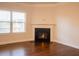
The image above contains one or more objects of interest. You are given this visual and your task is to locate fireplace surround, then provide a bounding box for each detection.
[32,24,54,44]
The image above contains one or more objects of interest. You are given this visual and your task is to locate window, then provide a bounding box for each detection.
[0,10,10,33]
[0,10,26,33]
[12,12,25,32]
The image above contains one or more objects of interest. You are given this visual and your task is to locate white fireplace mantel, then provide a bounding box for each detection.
[32,24,55,42]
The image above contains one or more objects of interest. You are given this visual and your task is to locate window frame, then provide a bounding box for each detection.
[0,10,26,34]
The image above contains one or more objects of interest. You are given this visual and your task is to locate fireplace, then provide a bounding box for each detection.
[35,28,50,44]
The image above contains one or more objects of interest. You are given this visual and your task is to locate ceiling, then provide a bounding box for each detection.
[19,2,59,4]
[17,2,60,7]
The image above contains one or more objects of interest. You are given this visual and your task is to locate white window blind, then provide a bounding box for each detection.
[12,12,25,32]
[0,10,10,33]
[0,10,26,33]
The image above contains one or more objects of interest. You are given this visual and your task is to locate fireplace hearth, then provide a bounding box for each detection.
[35,28,50,44]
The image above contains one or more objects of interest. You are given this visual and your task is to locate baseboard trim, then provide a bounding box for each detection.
[0,39,33,45]
[53,40,79,49]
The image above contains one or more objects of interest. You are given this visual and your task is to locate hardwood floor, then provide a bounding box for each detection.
[0,41,79,56]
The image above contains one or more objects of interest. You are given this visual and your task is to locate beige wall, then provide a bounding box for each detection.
[0,3,33,45]
[31,5,56,24]
[56,3,79,49]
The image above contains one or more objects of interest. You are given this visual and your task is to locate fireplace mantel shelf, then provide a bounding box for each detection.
[31,24,56,26]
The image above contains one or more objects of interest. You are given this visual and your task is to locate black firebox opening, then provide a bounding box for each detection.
[35,28,50,44]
